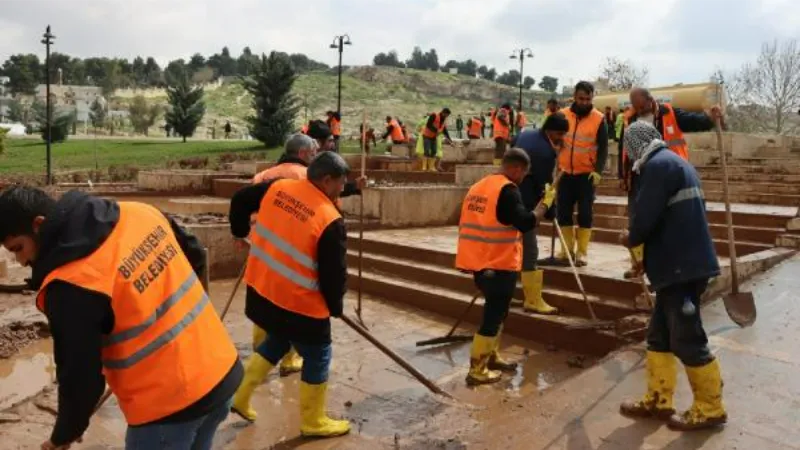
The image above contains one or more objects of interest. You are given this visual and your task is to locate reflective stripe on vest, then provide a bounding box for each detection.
[455,174,522,272]
[422,113,445,139]
[35,202,237,426]
[245,179,341,319]
[389,119,405,142]
[667,186,704,207]
[661,104,689,160]
[558,107,604,175]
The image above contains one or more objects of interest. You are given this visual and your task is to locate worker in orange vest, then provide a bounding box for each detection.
[421,108,453,172]
[455,149,556,385]
[228,152,352,438]
[467,116,483,140]
[492,104,512,165]
[325,111,342,152]
[556,81,609,266]
[618,87,722,279]
[381,116,407,144]
[0,187,242,450]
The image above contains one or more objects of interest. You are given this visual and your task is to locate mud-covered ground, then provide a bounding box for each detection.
[0,276,591,449]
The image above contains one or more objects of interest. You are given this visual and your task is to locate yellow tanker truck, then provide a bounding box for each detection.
[592,82,726,113]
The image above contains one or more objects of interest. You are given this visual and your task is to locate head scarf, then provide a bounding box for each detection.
[624,121,666,173]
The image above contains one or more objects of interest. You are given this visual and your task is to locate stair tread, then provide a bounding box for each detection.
[347,249,638,310]
[348,267,627,327]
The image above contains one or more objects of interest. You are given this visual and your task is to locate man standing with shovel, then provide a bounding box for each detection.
[619,121,727,431]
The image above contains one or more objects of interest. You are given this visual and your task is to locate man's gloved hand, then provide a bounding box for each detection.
[589,172,602,186]
[542,183,556,208]
[631,244,644,262]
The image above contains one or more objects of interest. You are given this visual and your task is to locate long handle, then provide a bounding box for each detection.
[444,292,480,338]
[356,111,367,325]
[628,247,654,309]
[715,119,740,294]
[341,314,452,399]
[552,220,598,320]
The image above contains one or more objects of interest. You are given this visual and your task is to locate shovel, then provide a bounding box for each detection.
[715,118,756,327]
[416,292,479,347]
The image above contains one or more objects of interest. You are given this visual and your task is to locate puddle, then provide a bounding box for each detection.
[0,339,55,410]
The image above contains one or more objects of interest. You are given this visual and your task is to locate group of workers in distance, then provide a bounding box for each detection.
[459,79,728,431]
[0,80,728,449]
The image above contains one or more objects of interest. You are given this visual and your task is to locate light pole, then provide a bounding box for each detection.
[509,48,533,112]
[41,25,55,185]
[329,34,351,116]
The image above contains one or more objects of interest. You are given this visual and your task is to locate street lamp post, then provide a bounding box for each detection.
[41,25,55,185]
[329,34,352,116]
[509,48,533,112]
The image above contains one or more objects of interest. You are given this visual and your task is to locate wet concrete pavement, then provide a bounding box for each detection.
[460,253,800,450]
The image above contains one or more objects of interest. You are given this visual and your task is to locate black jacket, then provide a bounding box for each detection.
[270,155,362,197]
[229,180,348,344]
[617,104,715,179]
[496,183,539,234]
[512,129,557,209]
[30,192,242,446]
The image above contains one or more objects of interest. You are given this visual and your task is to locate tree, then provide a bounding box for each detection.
[405,47,426,70]
[191,66,216,84]
[733,39,800,134]
[423,49,440,71]
[188,53,207,74]
[538,75,559,93]
[164,59,188,86]
[496,70,521,87]
[37,106,74,143]
[89,97,107,129]
[457,59,478,77]
[7,99,25,123]
[373,51,405,68]
[0,127,8,155]
[599,57,649,91]
[523,76,536,90]
[144,57,163,86]
[128,95,161,135]
[165,76,206,143]
[243,51,299,147]
[207,47,237,77]
[1,54,41,95]
[237,47,260,76]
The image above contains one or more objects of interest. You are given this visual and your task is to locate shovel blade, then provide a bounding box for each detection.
[415,334,473,347]
[723,292,756,328]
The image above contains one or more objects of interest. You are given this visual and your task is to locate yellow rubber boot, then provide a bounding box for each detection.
[624,244,644,279]
[428,158,438,172]
[493,158,502,166]
[488,326,518,372]
[419,158,428,171]
[252,325,267,351]
[231,353,274,422]
[279,348,303,377]
[668,359,727,431]
[620,351,677,420]
[576,228,592,267]
[522,270,558,315]
[466,333,502,386]
[557,225,575,260]
[299,382,351,438]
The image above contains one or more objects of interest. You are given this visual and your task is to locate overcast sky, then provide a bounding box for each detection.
[1,0,798,88]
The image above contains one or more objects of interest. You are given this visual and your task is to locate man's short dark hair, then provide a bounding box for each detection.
[502,148,531,168]
[307,120,331,141]
[0,186,56,240]
[307,152,350,182]
[441,108,451,115]
[542,112,569,133]
[547,98,558,105]
[574,81,595,95]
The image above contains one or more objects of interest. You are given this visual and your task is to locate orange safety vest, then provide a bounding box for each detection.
[245,179,341,319]
[253,162,307,184]
[422,113,446,139]
[35,202,237,426]
[328,117,341,137]
[455,174,522,272]
[492,109,510,140]
[301,124,309,135]
[467,118,482,138]
[558,107,604,175]
[516,111,528,128]
[622,103,689,170]
[388,119,406,142]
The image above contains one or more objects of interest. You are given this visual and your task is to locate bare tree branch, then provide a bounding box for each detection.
[598,57,649,92]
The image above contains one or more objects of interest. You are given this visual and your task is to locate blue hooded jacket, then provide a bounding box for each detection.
[628,145,720,290]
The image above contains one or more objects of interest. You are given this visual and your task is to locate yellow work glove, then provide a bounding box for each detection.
[588,171,602,186]
[542,183,556,208]
[631,244,644,263]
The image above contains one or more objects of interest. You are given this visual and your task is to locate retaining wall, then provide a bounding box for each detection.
[184,223,246,279]
[137,170,247,194]
[340,186,467,227]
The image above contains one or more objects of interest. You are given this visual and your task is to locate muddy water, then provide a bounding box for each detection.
[0,339,54,410]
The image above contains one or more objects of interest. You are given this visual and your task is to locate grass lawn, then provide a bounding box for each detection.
[0,138,363,175]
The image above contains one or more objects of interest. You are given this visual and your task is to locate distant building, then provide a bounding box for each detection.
[35,84,103,122]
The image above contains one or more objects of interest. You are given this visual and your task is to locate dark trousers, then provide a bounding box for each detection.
[257,334,332,384]
[423,137,438,157]
[521,230,538,271]
[647,279,714,367]
[556,173,595,228]
[473,270,516,336]
[494,138,507,160]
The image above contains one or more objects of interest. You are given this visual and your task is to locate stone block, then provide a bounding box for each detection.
[212,179,250,199]
[442,145,469,162]
[137,170,243,194]
[455,165,496,186]
[184,224,247,280]
[467,148,494,163]
[166,198,230,215]
[340,186,468,227]
[389,143,414,158]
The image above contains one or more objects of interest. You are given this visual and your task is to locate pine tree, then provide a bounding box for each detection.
[243,51,299,147]
[165,76,206,143]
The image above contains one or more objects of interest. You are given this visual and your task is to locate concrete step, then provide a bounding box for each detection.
[698,172,800,184]
[601,178,800,196]
[346,268,633,356]
[536,223,772,258]
[350,170,456,184]
[354,235,644,300]
[596,185,800,207]
[696,164,800,176]
[346,250,639,321]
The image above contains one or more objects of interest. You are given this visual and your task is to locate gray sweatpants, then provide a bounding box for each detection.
[522,229,538,271]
